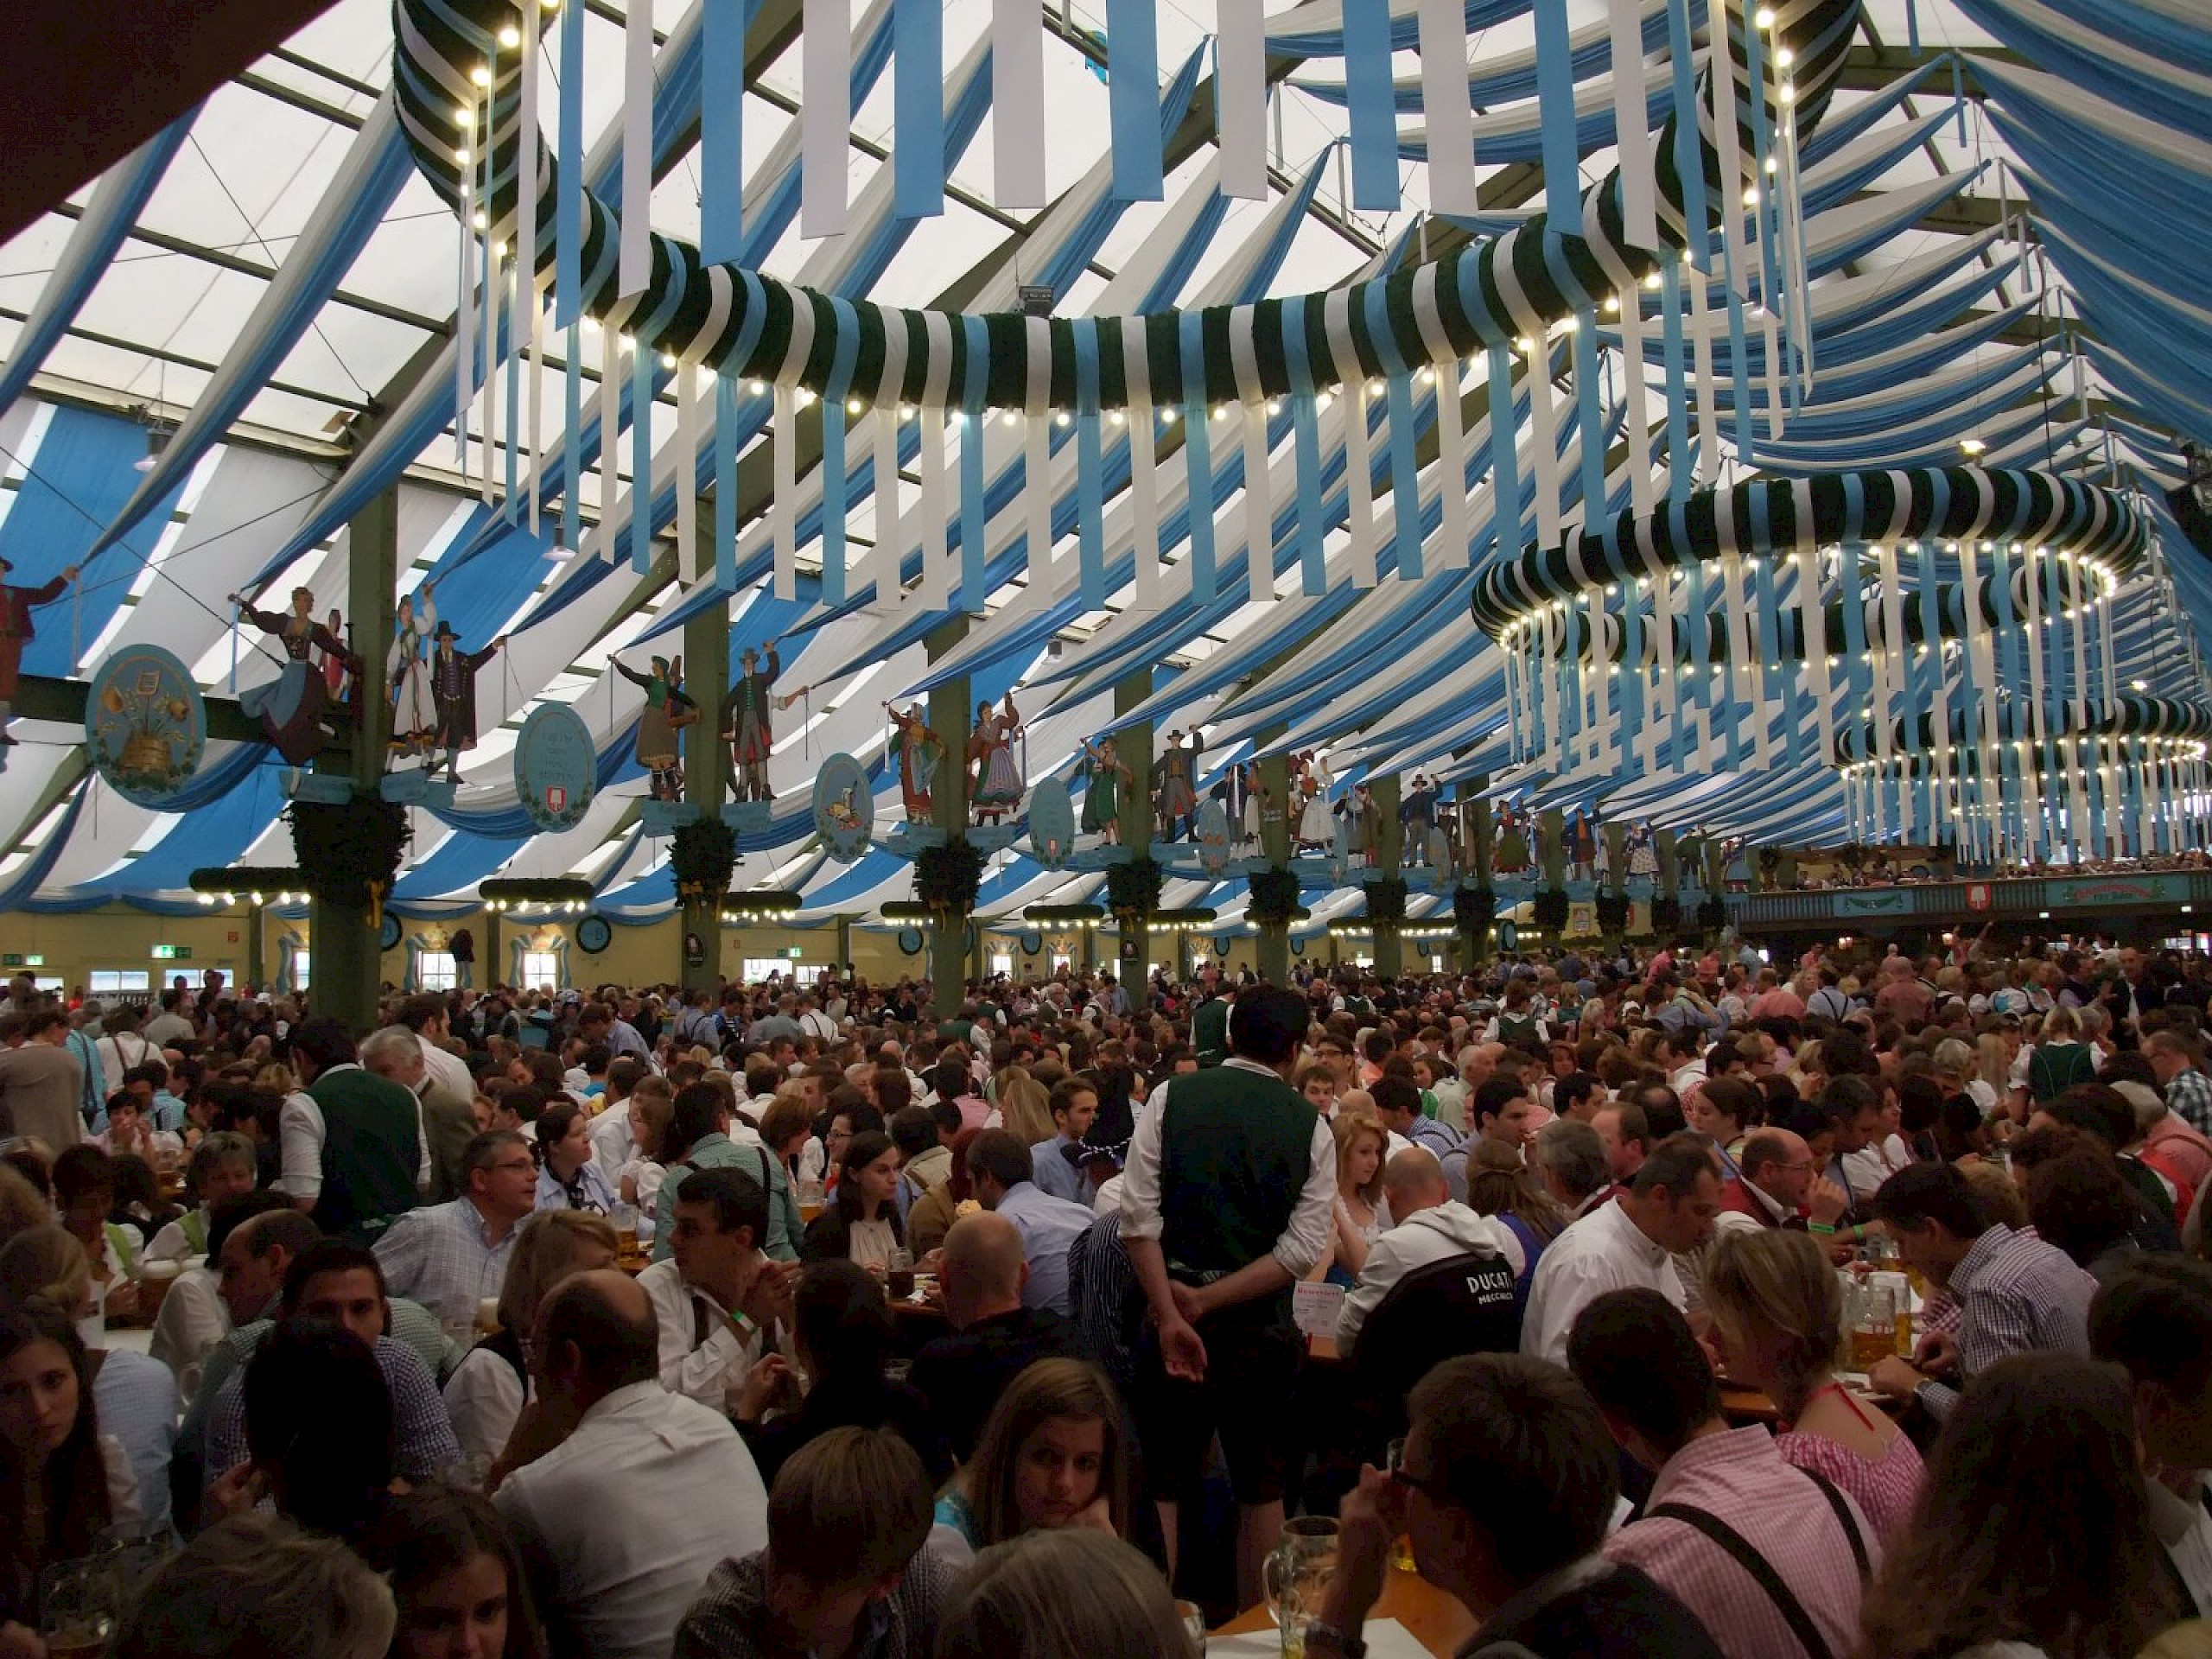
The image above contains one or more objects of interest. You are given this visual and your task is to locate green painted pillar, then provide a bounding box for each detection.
[1539,808,1567,888]
[1372,773,1403,977]
[926,616,971,1015]
[245,899,265,992]
[680,603,733,994]
[1602,822,1628,893]
[484,907,502,988]
[1459,779,1494,972]
[1114,670,1153,983]
[1655,830,1681,897]
[836,914,853,973]
[1255,748,1292,983]
[308,486,396,1032]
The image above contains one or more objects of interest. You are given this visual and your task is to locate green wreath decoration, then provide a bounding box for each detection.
[1452,885,1498,936]
[1104,856,1165,921]
[1697,897,1731,934]
[1650,896,1684,936]
[286,798,408,915]
[670,819,737,906]
[916,838,984,915]
[1531,888,1572,932]
[1247,867,1304,925]
[1361,876,1410,925]
[1594,891,1632,934]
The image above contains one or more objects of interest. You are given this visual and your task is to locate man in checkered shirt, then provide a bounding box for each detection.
[1570,1287,1878,1659]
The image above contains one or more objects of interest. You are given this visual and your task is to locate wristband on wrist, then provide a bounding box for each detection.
[1807,1222,1836,1235]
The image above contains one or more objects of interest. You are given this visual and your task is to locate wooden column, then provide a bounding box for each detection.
[925,616,971,1016]
[308,486,395,1032]
[1372,773,1403,977]
[1114,669,1153,981]
[679,603,733,993]
[1255,748,1293,983]
[245,899,265,992]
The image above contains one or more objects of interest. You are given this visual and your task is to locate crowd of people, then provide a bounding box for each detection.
[1,929,2211,1657]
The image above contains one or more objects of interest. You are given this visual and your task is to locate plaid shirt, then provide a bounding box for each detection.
[372,1198,518,1332]
[204,1333,459,1487]
[1916,1223,2096,1422]
[2167,1067,2212,1139]
[1603,1426,1879,1659]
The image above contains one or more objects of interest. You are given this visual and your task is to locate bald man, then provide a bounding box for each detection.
[909,1211,1096,1459]
[1336,1147,1524,1355]
[493,1270,769,1659]
[1713,1129,1847,1238]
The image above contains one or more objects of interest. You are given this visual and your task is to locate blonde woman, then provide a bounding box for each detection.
[1702,1228,1923,1540]
[931,1358,1129,1560]
[1313,1116,1390,1286]
[935,1529,1197,1659]
[994,1069,1056,1147]
[445,1210,618,1465]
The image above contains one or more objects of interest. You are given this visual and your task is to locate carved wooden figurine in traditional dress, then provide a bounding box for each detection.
[1152,729,1199,841]
[427,621,506,781]
[1077,736,1131,845]
[721,643,783,804]
[615,655,700,801]
[969,696,1025,825]
[227,584,347,765]
[885,702,944,822]
[388,584,438,758]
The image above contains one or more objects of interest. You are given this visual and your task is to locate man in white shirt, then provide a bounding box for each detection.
[638,1165,793,1406]
[1337,1147,1523,1354]
[1521,1135,1721,1365]
[397,993,477,1103]
[493,1271,769,1659]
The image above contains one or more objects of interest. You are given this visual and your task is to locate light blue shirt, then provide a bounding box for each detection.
[1028,1135,1089,1205]
[991,1180,1098,1318]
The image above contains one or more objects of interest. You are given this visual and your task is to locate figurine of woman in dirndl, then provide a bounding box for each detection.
[388,584,438,757]
[613,654,700,800]
[229,585,349,766]
[1077,736,1130,845]
[969,696,1025,824]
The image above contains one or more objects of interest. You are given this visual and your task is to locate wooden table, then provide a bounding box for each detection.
[1215,1567,1473,1656]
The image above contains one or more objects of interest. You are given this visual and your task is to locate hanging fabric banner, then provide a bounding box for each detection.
[1074,324,1107,609]
[676,360,701,581]
[1571,316,1603,537]
[713,366,739,589]
[1609,0,1658,249]
[1343,0,1400,213]
[1527,341,1563,550]
[503,256,523,511]
[1386,377,1422,581]
[1217,0,1268,201]
[456,91,478,464]
[1343,384,1379,588]
[893,0,944,219]
[1794,543,1832,760]
[1687,261,1718,487]
[1243,403,1274,604]
[518,0,544,532]
[917,406,950,613]
[1433,362,1471,568]
[630,340,654,572]
[1024,413,1055,611]
[1178,314,1217,603]
[1121,322,1163,611]
[873,404,902,611]
[702,0,749,262]
[481,243,499,503]
[1106,0,1164,202]
[1720,549,1752,770]
[1486,344,1521,565]
[993,0,1046,210]
[1291,394,1326,595]
[1420,0,1477,215]
[556,0,586,326]
[1664,0,1707,273]
[1684,553,1713,766]
[959,316,988,611]
[620,0,654,298]
[1534,0,1582,229]
[1620,294,1655,518]
[802,0,851,238]
[772,383,798,598]
[562,321,582,551]
[1656,566,1682,769]
[598,329,622,562]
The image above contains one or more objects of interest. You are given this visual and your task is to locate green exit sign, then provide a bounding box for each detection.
[785,946,804,959]
[1,954,41,968]
[149,945,193,961]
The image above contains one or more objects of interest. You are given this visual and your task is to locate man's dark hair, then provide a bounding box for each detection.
[1371,1074,1421,1121]
[671,1082,728,1152]
[1636,1086,1687,1141]
[1815,1073,1882,1128]
[1471,1076,1526,1130]
[2090,1256,2212,1402]
[206,1191,295,1261]
[1630,1133,1717,1201]
[280,1239,387,1315]
[1872,1160,1987,1240]
[1408,1354,1619,1584]
[926,1099,963,1140]
[238,1208,321,1268]
[461,1129,528,1184]
[1047,1076,1096,1126]
[767,1427,932,1588]
[537,1274,658,1395]
[966,1128,1034,1192]
[1554,1072,1602,1115]
[933,1058,971,1100]
[1821,1027,1876,1077]
[1227,986,1308,1065]
[830,1100,886,1137]
[888,1106,938,1160]
[1738,1130,1795,1186]
[675,1165,770,1244]
[397,994,448,1035]
[1565,1286,1719,1458]
[288,1018,358,1076]
[2024,1148,2139,1271]
[2046,1084,2134,1152]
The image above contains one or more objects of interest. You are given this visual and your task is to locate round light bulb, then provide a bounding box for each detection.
[498,24,522,48]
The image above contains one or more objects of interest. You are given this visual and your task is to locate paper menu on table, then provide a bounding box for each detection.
[1292,1280,1345,1339]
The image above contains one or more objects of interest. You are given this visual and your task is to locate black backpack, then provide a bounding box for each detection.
[1352,1248,1522,1442]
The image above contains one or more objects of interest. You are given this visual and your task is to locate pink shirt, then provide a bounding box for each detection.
[1772,1424,1925,1544]
[1603,1426,1878,1659]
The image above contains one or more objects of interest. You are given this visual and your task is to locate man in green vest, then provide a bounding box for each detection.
[1190,965,1231,1066]
[279,1017,422,1245]
[1119,983,1337,1608]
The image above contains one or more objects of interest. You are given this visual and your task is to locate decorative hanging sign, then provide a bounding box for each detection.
[896,925,925,956]
[810,753,874,861]
[85,644,206,807]
[575,912,614,954]
[379,911,404,951]
[513,703,598,833]
[1027,777,1076,871]
[1195,800,1234,876]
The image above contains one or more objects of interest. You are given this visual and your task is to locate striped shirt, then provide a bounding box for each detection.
[1916,1223,2096,1422]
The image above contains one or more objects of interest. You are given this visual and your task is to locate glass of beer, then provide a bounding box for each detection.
[41,1557,116,1659]
[612,1202,640,1260]
[887,1248,916,1301]
[1850,1280,1898,1373]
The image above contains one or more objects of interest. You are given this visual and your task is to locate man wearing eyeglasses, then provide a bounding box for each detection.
[373,1128,537,1332]
[1714,1129,1847,1237]
[1301,1353,1722,1659]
